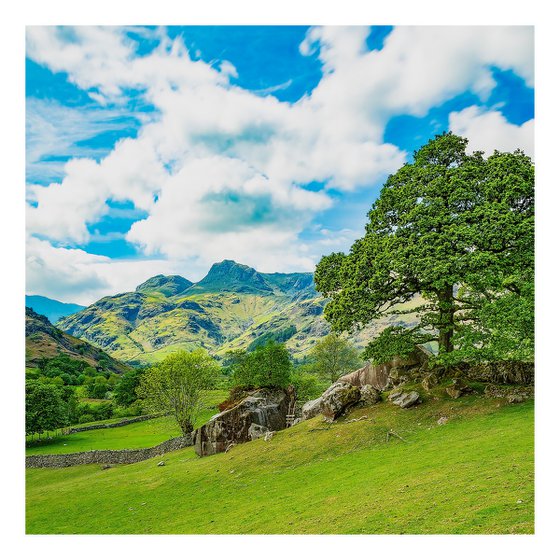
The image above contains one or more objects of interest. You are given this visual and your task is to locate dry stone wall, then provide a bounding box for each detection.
[63,413,166,434]
[26,434,192,468]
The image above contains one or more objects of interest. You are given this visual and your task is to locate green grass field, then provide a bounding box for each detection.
[26,393,533,534]
[26,390,228,456]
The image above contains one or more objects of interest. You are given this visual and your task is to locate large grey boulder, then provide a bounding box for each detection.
[338,346,432,390]
[388,390,421,409]
[359,384,381,406]
[320,382,361,420]
[302,397,324,420]
[194,388,290,456]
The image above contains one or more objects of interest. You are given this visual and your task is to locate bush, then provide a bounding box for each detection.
[78,413,95,424]
[291,371,324,402]
[113,402,143,418]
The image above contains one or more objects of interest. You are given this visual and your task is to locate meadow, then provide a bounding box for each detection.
[26,390,228,455]
[26,392,533,534]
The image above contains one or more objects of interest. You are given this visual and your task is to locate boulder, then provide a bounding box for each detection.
[359,384,381,406]
[302,397,324,420]
[446,378,471,399]
[421,372,439,392]
[320,382,361,420]
[248,423,269,441]
[388,390,421,409]
[337,346,432,391]
[194,388,290,456]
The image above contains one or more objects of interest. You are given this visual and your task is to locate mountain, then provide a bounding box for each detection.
[187,260,273,295]
[25,295,85,324]
[25,307,130,374]
[56,260,421,365]
[136,274,193,297]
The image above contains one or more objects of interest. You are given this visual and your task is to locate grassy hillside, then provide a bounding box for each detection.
[26,393,533,534]
[26,390,227,455]
[56,260,423,364]
[25,307,130,375]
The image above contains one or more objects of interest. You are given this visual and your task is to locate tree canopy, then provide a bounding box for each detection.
[315,133,534,365]
[26,380,68,437]
[230,341,292,389]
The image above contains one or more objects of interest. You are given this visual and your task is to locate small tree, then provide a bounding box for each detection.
[308,333,362,383]
[231,342,292,389]
[137,349,219,435]
[26,381,68,438]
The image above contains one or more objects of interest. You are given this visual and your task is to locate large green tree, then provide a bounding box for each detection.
[137,349,219,435]
[315,133,534,364]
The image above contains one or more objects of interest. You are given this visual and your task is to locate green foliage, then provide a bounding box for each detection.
[247,325,297,352]
[137,349,220,435]
[230,342,292,389]
[26,381,68,436]
[290,368,324,402]
[114,368,143,406]
[315,133,534,365]
[363,326,422,364]
[308,333,362,383]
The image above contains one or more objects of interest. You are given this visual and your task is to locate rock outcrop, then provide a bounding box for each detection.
[359,384,382,406]
[459,361,534,385]
[302,397,323,421]
[320,382,361,420]
[388,390,421,409]
[194,388,290,457]
[446,378,472,399]
[339,346,431,390]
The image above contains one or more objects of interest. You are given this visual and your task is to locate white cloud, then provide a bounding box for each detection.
[26,98,140,184]
[449,106,534,157]
[26,236,176,305]
[25,26,535,302]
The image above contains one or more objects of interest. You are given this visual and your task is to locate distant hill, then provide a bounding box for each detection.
[25,307,130,374]
[56,260,421,365]
[25,295,85,324]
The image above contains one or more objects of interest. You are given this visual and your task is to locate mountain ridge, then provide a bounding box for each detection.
[25,295,85,324]
[55,259,421,365]
[25,306,130,374]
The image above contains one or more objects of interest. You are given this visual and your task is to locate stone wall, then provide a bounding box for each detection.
[26,434,192,468]
[63,413,166,434]
[460,361,534,385]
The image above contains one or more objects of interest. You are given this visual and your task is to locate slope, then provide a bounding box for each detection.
[56,260,422,364]
[25,307,130,375]
[25,295,85,324]
[26,394,534,534]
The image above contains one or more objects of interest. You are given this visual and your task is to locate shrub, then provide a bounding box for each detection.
[78,414,95,424]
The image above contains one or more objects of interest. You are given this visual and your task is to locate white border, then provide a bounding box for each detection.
[2,1,558,558]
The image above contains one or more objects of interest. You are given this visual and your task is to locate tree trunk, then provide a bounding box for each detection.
[180,420,193,437]
[437,285,455,354]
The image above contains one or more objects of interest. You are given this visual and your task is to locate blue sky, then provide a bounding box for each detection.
[25,26,534,304]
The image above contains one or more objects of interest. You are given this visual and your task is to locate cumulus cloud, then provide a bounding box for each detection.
[25,26,535,302]
[449,106,534,158]
[26,236,175,305]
